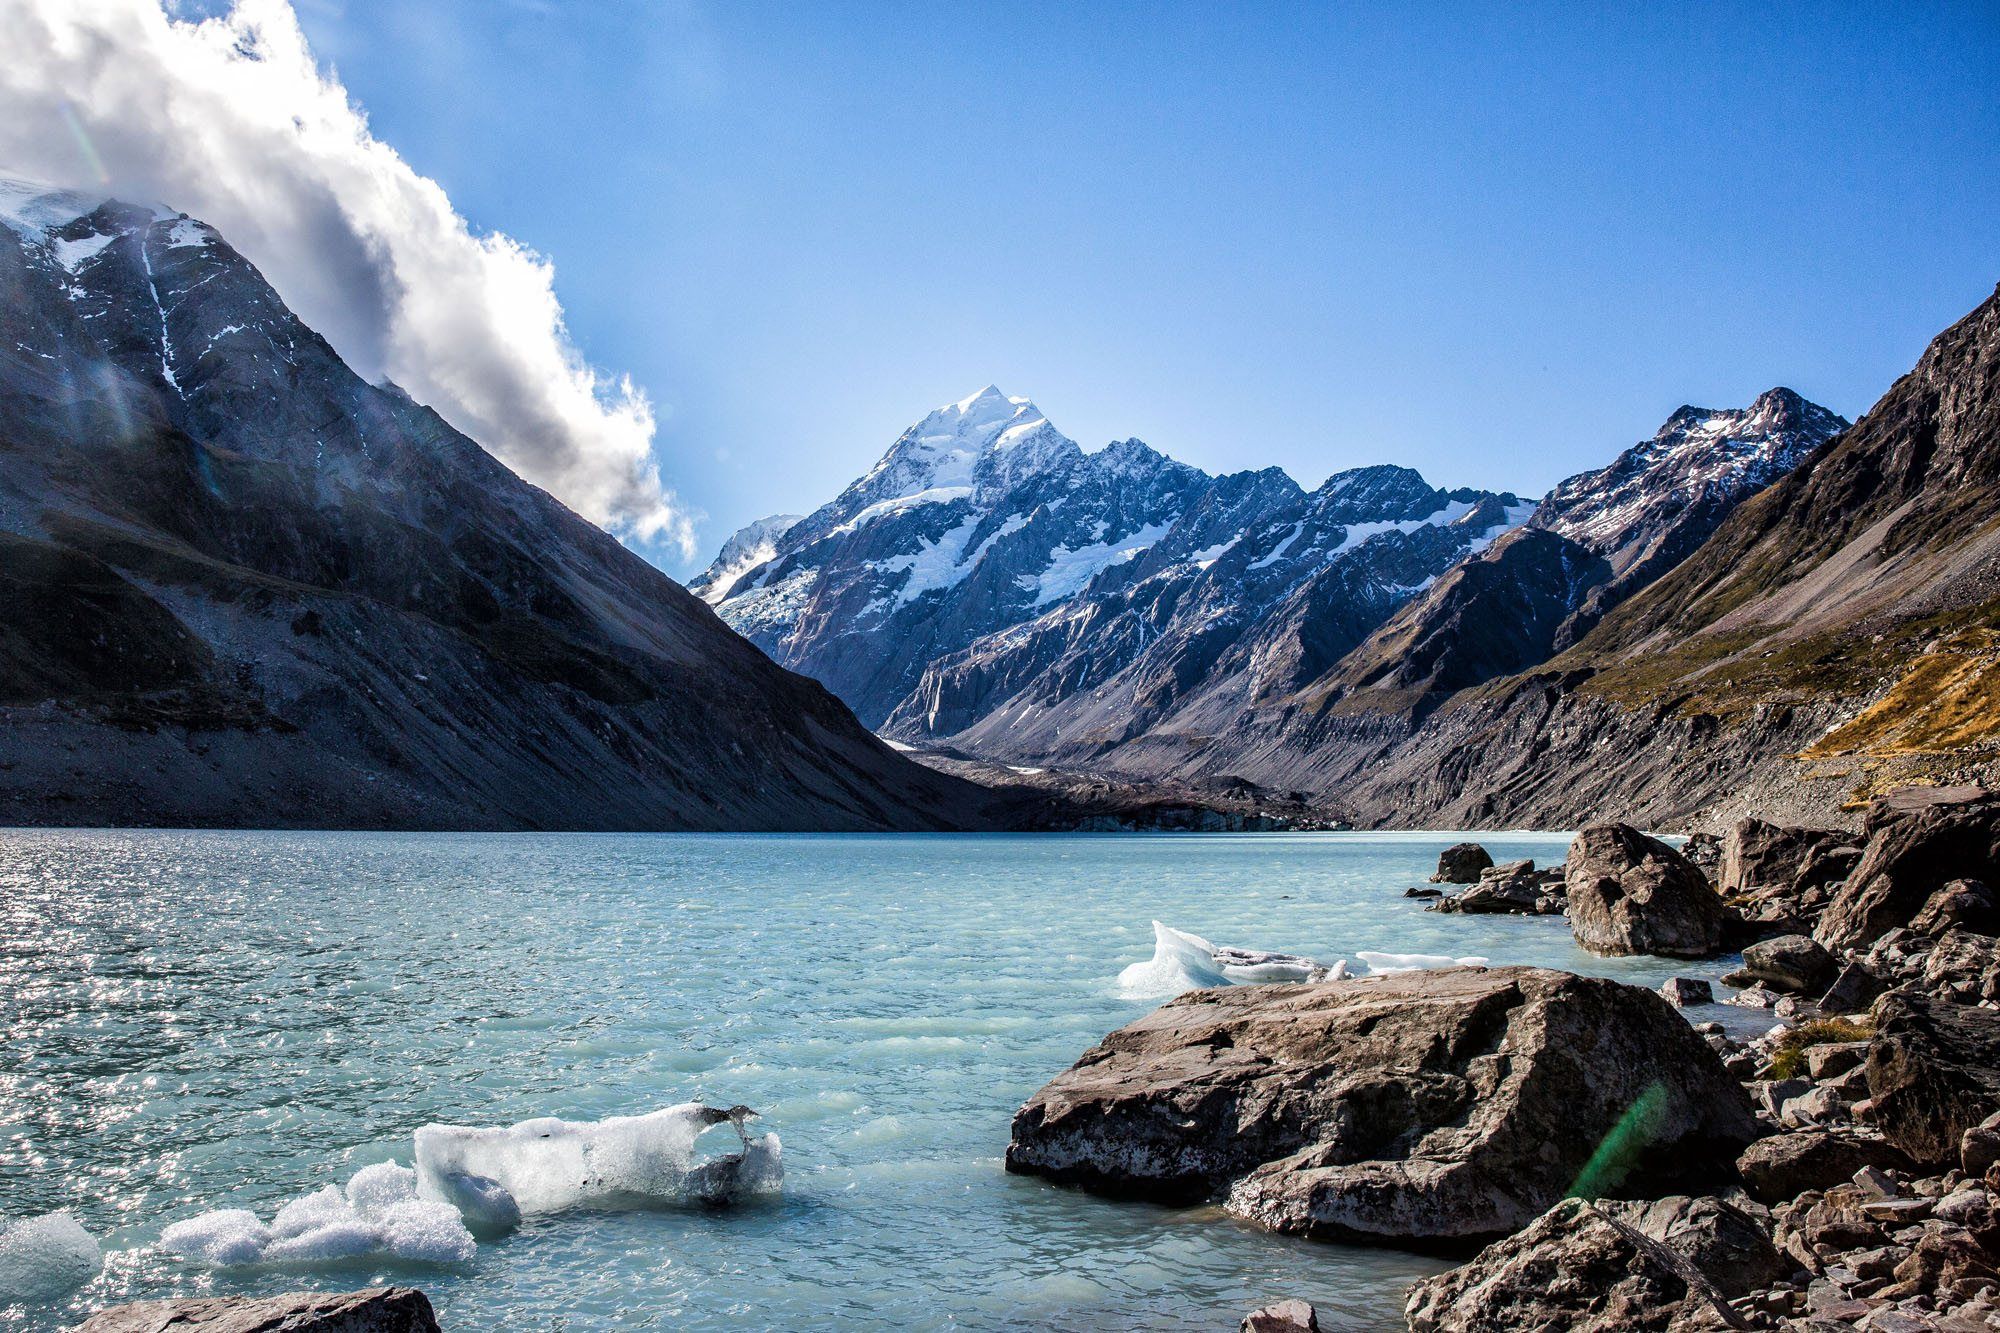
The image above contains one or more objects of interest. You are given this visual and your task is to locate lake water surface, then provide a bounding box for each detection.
[1,830,1748,1331]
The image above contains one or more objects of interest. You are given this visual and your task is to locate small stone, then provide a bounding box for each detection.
[1853,1166,1901,1198]
[1860,1198,1931,1223]
[1808,1041,1870,1080]
[1661,977,1714,1007]
[1240,1299,1318,1333]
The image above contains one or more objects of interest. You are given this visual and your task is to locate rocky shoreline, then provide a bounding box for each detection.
[1009,784,2000,1330]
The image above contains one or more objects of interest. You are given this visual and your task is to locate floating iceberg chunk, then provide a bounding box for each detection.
[425,1169,523,1237]
[160,1161,475,1269]
[414,1103,781,1215]
[0,1210,102,1302]
[1118,921,1343,999]
[1355,950,1489,974]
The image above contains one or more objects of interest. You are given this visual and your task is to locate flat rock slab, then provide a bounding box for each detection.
[74,1287,440,1333]
[1006,966,1757,1243]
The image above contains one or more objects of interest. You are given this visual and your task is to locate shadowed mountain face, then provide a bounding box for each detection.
[0,181,982,830]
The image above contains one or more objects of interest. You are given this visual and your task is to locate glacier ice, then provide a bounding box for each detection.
[160,1160,476,1269]
[414,1103,781,1216]
[1355,950,1489,974]
[1118,921,1344,999]
[0,1210,102,1303]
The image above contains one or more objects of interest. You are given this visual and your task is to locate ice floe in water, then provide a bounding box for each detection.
[1118,921,1345,998]
[160,1161,476,1269]
[158,1104,780,1271]
[0,1211,102,1302]
[1354,950,1489,974]
[414,1103,781,1216]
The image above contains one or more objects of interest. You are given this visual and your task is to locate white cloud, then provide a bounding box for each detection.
[0,0,697,553]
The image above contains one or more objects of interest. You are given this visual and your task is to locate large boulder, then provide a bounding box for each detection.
[1006,967,1758,1243]
[1565,825,1730,958]
[1864,990,2000,1168]
[1719,817,1855,895]
[1816,786,2000,951]
[1403,1197,1744,1332]
[1430,843,1494,884]
[75,1287,440,1332]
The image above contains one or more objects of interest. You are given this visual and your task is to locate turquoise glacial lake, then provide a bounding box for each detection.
[0,830,1748,1330]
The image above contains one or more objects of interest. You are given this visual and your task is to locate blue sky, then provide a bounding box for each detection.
[285,1,1998,577]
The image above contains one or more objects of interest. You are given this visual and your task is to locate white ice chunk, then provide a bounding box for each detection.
[0,1211,102,1303]
[414,1103,781,1215]
[424,1170,522,1236]
[1118,921,1341,999]
[159,1160,475,1269]
[1355,950,1489,974]
[158,1208,271,1267]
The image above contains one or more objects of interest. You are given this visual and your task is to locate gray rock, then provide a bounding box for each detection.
[1431,842,1495,884]
[1240,1299,1319,1332]
[1404,1197,1746,1331]
[1816,787,2000,952]
[1806,1042,1870,1081]
[1962,1112,2000,1178]
[74,1287,440,1332]
[1599,1194,1790,1297]
[1736,1129,1919,1205]
[1566,824,1730,958]
[1006,966,1757,1243]
[1434,864,1543,914]
[1911,878,2000,936]
[1820,961,1889,1015]
[1720,817,1856,896]
[1733,934,1838,994]
[1661,977,1714,1007]
[1864,990,2000,1169]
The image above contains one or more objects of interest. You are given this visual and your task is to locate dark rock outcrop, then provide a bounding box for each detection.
[1403,1197,1747,1332]
[1005,967,1757,1243]
[1565,825,1730,958]
[76,1287,440,1332]
[1864,990,2000,1169]
[1818,787,2000,952]
[1430,843,1494,884]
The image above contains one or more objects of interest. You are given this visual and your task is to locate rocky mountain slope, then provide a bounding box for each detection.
[874,387,1839,779]
[0,178,985,830]
[1315,388,1848,711]
[1166,285,2000,829]
[703,390,1531,740]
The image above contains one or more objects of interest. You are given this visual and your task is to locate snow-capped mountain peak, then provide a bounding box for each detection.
[1536,388,1848,562]
[688,513,805,604]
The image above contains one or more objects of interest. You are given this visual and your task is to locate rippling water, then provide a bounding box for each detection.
[0,830,1747,1331]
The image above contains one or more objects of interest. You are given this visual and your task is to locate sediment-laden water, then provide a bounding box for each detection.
[0,830,1747,1330]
